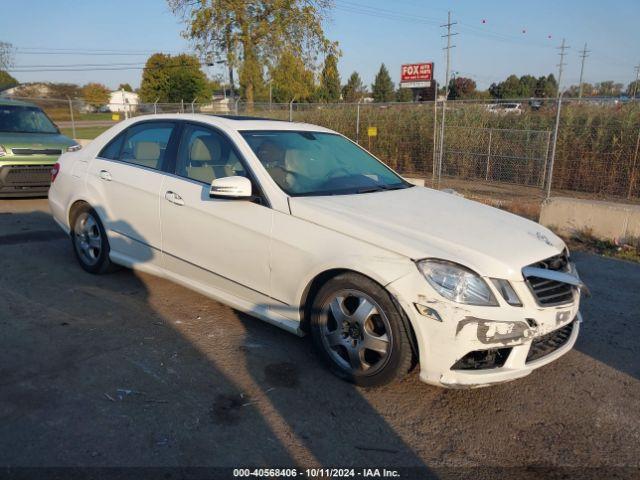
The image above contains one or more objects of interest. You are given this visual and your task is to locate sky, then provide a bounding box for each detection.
[2,0,639,93]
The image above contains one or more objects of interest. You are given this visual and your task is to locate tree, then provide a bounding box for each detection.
[448,77,476,99]
[627,80,640,98]
[48,83,82,99]
[317,54,341,102]
[371,63,394,102]
[139,53,208,103]
[118,83,133,92]
[342,71,366,102]
[82,83,110,109]
[0,41,14,71]
[594,81,623,97]
[535,74,557,98]
[395,87,413,102]
[0,70,18,92]
[168,0,336,106]
[270,50,314,103]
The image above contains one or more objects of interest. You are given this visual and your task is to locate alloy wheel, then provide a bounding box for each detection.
[319,289,393,375]
[73,212,102,266]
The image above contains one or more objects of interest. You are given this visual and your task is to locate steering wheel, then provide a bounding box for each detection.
[325,167,350,179]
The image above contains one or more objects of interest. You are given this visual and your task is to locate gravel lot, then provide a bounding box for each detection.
[0,198,638,477]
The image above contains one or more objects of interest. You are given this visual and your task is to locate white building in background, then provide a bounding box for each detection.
[108,90,139,113]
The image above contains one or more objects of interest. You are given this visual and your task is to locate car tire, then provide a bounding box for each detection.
[310,272,414,387]
[70,206,118,274]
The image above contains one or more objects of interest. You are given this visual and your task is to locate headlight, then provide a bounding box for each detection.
[0,145,7,157]
[417,259,498,306]
[67,143,82,152]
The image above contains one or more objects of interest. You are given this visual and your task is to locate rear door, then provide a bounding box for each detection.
[88,120,178,271]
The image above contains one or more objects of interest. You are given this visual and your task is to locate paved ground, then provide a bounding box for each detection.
[0,198,639,475]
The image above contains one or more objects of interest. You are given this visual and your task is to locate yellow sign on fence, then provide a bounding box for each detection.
[367,126,378,137]
[111,113,120,121]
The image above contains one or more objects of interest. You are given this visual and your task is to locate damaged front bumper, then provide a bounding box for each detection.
[388,271,582,388]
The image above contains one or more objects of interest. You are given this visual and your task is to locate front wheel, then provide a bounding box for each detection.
[71,206,117,274]
[310,273,414,387]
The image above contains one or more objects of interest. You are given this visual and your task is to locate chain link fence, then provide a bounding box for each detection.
[4,94,639,204]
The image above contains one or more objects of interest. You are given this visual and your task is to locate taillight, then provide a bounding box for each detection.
[51,162,60,183]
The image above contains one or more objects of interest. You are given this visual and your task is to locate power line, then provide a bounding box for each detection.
[578,43,590,98]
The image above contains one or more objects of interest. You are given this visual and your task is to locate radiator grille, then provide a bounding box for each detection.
[526,320,574,363]
[2,165,52,185]
[525,252,575,306]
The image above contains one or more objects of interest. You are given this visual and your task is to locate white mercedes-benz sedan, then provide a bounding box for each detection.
[48,114,586,388]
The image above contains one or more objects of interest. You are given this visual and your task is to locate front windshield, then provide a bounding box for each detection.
[0,105,59,134]
[241,130,410,196]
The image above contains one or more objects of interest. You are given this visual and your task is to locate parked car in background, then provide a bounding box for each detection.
[49,114,585,388]
[487,102,523,115]
[0,98,79,197]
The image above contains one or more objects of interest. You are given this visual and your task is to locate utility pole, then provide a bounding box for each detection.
[578,43,590,98]
[556,38,570,98]
[437,10,457,187]
[632,64,640,99]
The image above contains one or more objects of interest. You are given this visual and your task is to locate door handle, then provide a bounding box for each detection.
[98,170,112,181]
[165,191,184,206]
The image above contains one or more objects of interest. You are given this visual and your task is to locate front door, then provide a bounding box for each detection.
[160,122,274,310]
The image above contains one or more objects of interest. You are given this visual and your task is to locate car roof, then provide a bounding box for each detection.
[125,113,337,134]
[0,97,38,108]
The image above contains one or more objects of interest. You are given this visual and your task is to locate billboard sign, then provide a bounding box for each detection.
[400,62,433,88]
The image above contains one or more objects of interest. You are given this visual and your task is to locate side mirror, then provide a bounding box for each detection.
[209,176,253,199]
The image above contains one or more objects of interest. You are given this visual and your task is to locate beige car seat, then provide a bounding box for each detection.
[187,136,234,183]
[134,141,161,168]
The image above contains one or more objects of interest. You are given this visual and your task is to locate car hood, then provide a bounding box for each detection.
[289,186,565,280]
[0,132,75,149]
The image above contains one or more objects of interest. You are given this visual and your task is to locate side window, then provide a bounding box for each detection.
[176,124,247,184]
[119,122,175,170]
[98,132,125,159]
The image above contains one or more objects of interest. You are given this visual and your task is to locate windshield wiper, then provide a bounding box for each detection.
[386,184,411,190]
[356,185,388,194]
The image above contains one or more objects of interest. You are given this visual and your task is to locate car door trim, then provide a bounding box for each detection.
[111,227,289,306]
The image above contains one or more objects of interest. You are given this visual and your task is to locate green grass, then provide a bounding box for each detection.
[61,126,110,140]
[75,112,116,121]
[566,229,640,263]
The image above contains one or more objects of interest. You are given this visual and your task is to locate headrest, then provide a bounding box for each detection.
[190,135,221,163]
[134,142,160,161]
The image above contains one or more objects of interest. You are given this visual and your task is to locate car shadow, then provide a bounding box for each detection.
[0,209,432,476]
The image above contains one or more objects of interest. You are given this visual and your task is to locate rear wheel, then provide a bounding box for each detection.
[310,273,413,387]
[71,206,117,274]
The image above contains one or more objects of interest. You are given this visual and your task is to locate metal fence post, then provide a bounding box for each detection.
[485,128,493,181]
[540,131,552,189]
[628,128,640,199]
[546,94,564,198]
[153,98,159,115]
[191,98,196,114]
[356,101,361,144]
[437,98,447,188]
[235,98,240,115]
[432,100,438,187]
[66,96,76,140]
[289,98,294,122]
